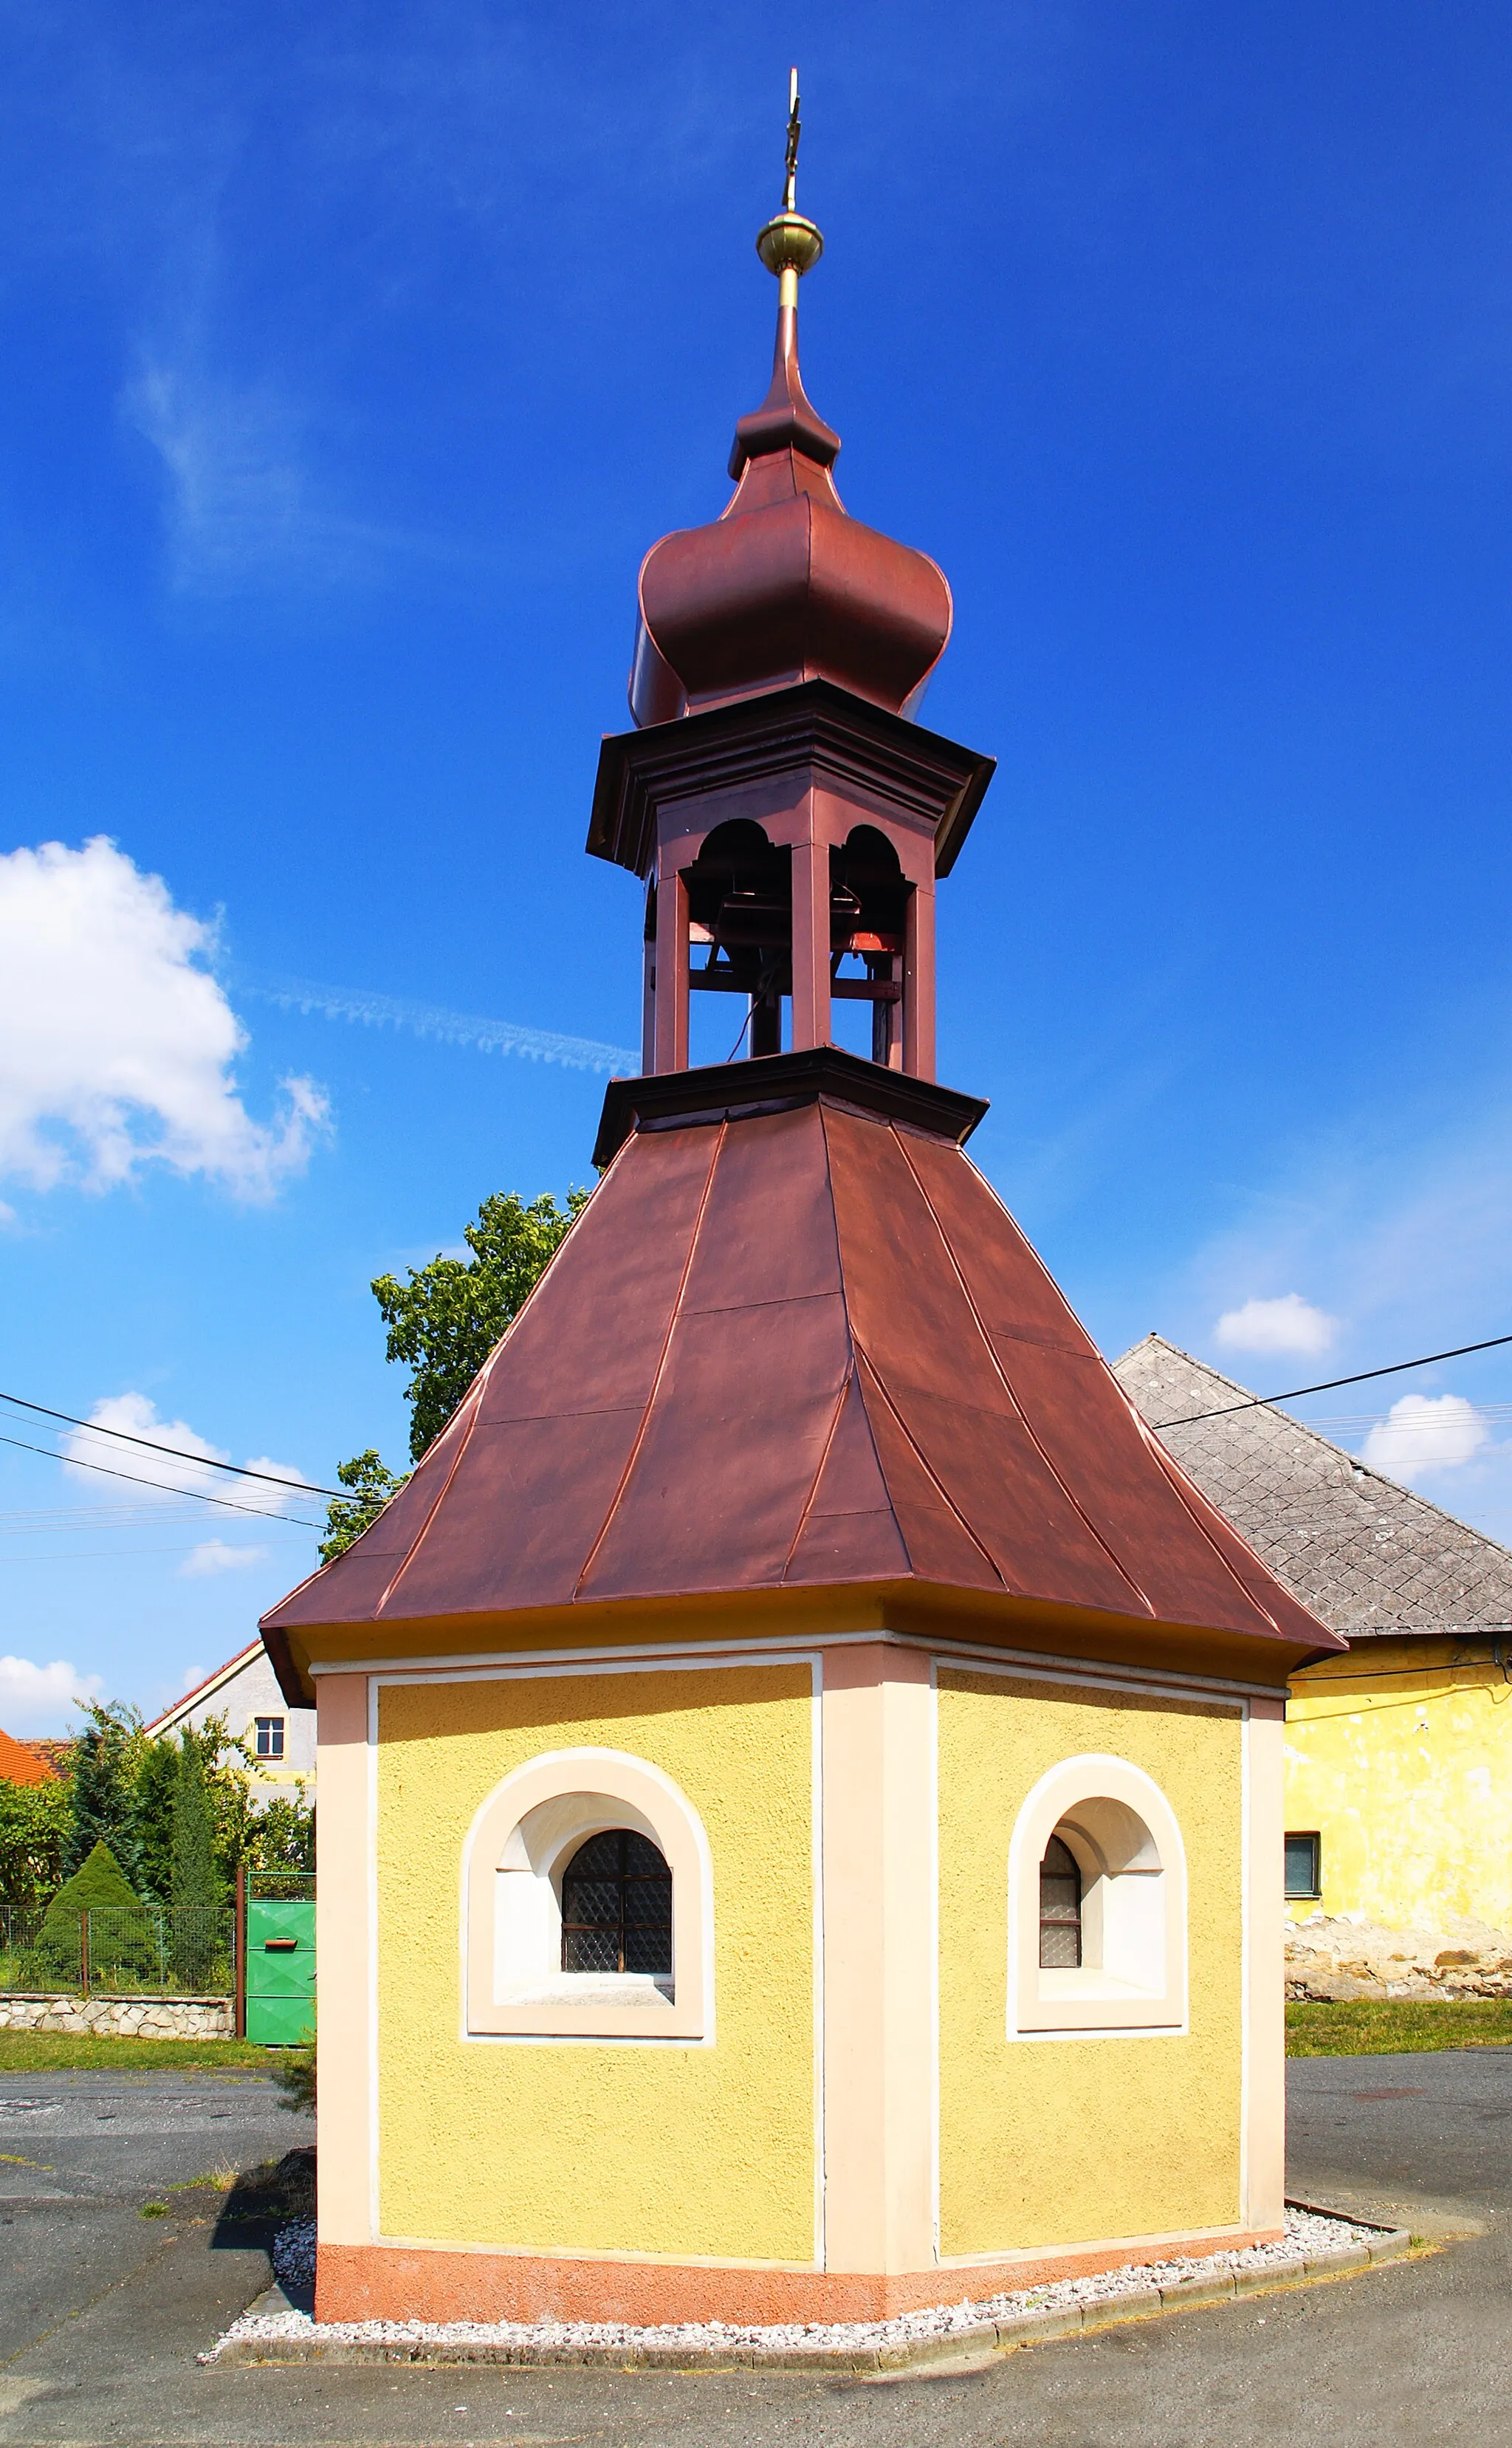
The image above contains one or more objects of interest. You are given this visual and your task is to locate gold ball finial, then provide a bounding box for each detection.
[756,67,822,288]
[756,213,824,279]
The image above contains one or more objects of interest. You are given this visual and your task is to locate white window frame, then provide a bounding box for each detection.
[1007,1753,1187,2040]
[461,1747,713,2042]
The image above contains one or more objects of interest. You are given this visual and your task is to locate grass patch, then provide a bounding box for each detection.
[1288,1998,1512,2056]
[0,2032,281,2074]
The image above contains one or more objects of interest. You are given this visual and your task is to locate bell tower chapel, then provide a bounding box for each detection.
[264,80,1340,2331]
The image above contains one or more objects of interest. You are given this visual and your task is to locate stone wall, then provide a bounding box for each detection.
[1286,1915,1512,2001]
[0,1992,234,2037]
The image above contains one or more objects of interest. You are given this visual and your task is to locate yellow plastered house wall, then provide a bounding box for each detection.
[936,1668,1244,2256]
[1286,1642,1512,1932]
[375,1662,814,2262]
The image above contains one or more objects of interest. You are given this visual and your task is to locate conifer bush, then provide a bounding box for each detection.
[25,1841,154,1989]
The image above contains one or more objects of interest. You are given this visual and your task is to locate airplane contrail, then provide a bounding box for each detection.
[232,967,638,1076]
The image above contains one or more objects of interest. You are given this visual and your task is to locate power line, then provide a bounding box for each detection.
[0,1432,324,1527]
[1152,1332,1512,1430]
[0,1540,308,1567]
[0,1390,344,1500]
[0,1502,241,1532]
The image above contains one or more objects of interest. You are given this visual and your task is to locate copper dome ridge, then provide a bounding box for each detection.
[628,215,953,729]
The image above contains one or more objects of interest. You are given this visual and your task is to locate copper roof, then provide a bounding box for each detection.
[263,1057,1339,1688]
[628,272,951,727]
[1114,1333,1512,1641]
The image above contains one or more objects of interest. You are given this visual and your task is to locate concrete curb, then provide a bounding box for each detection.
[217,2212,1415,2373]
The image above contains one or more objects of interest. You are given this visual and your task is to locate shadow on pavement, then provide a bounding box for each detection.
[210,2144,313,2306]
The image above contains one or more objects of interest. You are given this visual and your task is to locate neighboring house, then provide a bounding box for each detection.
[1114,1334,1512,1999]
[147,1639,315,1805]
[0,1729,61,1786]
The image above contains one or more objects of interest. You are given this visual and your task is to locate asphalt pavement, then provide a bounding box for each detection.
[0,2051,1507,2446]
[0,2068,307,2367]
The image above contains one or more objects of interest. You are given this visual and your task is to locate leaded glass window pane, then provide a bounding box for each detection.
[560,1829,673,1977]
[1039,1831,1082,1969]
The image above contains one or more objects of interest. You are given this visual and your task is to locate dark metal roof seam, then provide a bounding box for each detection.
[887,1122,1152,1622]
[570,1121,727,1602]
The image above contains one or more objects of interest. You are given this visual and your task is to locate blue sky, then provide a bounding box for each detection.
[5,0,1512,1729]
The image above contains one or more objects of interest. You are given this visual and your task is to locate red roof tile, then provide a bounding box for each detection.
[0,1728,61,1786]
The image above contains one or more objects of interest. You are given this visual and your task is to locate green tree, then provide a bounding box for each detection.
[66,1703,146,1883]
[375,1187,590,1461]
[171,1731,224,1991]
[130,1714,251,1901]
[249,1789,315,1881]
[131,1736,179,1905]
[319,1450,408,1565]
[171,1732,222,1912]
[0,1777,69,1913]
[320,1184,589,1560]
[196,1712,258,1887]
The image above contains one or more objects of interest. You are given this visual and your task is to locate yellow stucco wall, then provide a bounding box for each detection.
[1286,1642,1512,1930]
[936,1670,1244,2257]
[375,1662,814,2262]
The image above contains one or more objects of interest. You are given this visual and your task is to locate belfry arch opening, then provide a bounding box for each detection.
[684,818,793,1059]
[829,826,907,1066]
[642,813,927,1074]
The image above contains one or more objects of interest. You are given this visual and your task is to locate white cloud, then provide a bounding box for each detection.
[0,837,328,1200]
[1214,1294,1339,1356]
[65,1391,227,1500]
[180,1539,270,1577]
[124,357,433,596]
[63,1392,312,1517]
[0,1654,103,1734]
[127,359,320,591]
[1363,1394,1490,1480]
[241,1456,315,1500]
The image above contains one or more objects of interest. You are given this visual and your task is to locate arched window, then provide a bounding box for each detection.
[462,1748,712,2040]
[1007,1755,1188,2037]
[1038,1833,1082,1969]
[560,1831,673,1976]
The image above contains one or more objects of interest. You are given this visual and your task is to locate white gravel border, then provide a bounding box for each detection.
[204,2205,1410,2370]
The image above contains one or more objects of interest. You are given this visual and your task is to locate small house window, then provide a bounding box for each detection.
[255,1716,285,1760]
[1039,1832,1082,1968]
[560,1830,672,1976]
[1285,1831,1321,1899]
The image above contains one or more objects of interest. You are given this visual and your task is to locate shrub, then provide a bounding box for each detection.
[271,2034,315,2116]
[25,1840,154,1990]
[0,1777,69,1914]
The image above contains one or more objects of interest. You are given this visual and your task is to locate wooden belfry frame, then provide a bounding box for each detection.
[588,679,992,1080]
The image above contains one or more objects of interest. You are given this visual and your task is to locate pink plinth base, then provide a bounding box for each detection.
[316,2228,1285,2328]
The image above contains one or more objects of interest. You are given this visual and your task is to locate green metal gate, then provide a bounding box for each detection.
[246,1887,315,2047]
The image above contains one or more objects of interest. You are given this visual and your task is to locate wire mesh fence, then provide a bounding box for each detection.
[0,1903,234,1998]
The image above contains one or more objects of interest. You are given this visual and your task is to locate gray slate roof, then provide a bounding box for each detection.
[1112,1334,1512,1641]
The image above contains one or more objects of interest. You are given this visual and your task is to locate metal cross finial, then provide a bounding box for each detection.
[755,66,822,287]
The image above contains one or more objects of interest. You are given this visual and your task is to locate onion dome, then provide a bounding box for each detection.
[628,160,952,727]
